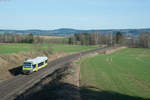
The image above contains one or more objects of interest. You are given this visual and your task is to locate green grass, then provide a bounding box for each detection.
[79,48,150,100]
[0,43,32,54]
[0,43,99,54]
[49,44,99,53]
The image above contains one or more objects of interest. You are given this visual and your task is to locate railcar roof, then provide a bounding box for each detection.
[24,56,48,64]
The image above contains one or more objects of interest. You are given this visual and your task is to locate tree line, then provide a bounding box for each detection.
[68,32,124,46]
[0,32,150,48]
[68,32,150,48]
[0,33,68,44]
[127,32,150,48]
[0,33,48,44]
[0,33,34,43]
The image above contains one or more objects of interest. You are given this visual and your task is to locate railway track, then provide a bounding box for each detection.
[0,47,113,100]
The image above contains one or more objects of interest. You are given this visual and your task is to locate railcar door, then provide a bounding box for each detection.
[32,64,37,72]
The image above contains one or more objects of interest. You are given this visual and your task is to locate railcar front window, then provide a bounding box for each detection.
[24,63,31,68]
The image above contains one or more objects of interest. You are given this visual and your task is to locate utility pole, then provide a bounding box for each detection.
[110,31,113,47]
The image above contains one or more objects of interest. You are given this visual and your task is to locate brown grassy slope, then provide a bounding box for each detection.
[0,51,70,82]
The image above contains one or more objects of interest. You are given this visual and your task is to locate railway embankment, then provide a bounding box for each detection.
[0,51,70,82]
[13,46,126,100]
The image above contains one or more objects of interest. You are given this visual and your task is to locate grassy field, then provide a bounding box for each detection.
[0,43,99,54]
[0,43,32,54]
[39,35,65,39]
[79,48,150,100]
[49,44,99,53]
[40,35,68,44]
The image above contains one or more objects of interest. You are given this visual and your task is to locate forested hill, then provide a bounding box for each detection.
[0,28,150,36]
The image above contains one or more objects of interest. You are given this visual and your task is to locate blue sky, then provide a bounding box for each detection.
[0,0,150,30]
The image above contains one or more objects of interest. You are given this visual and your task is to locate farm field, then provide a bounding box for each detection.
[39,35,69,44]
[39,35,65,39]
[79,48,150,100]
[49,44,99,53]
[0,43,99,54]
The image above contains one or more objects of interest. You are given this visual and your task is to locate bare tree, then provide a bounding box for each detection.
[90,32,99,45]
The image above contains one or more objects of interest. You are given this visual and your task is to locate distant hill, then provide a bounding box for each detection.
[0,28,150,36]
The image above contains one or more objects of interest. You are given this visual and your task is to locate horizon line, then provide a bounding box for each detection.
[0,27,150,31]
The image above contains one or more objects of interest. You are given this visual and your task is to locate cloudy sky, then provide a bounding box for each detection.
[0,0,150,30]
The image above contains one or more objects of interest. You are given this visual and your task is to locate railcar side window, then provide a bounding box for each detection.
[38,63,41,67]
[38,62,44,67]
[33,64,36,69]
[45,60,48,63]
